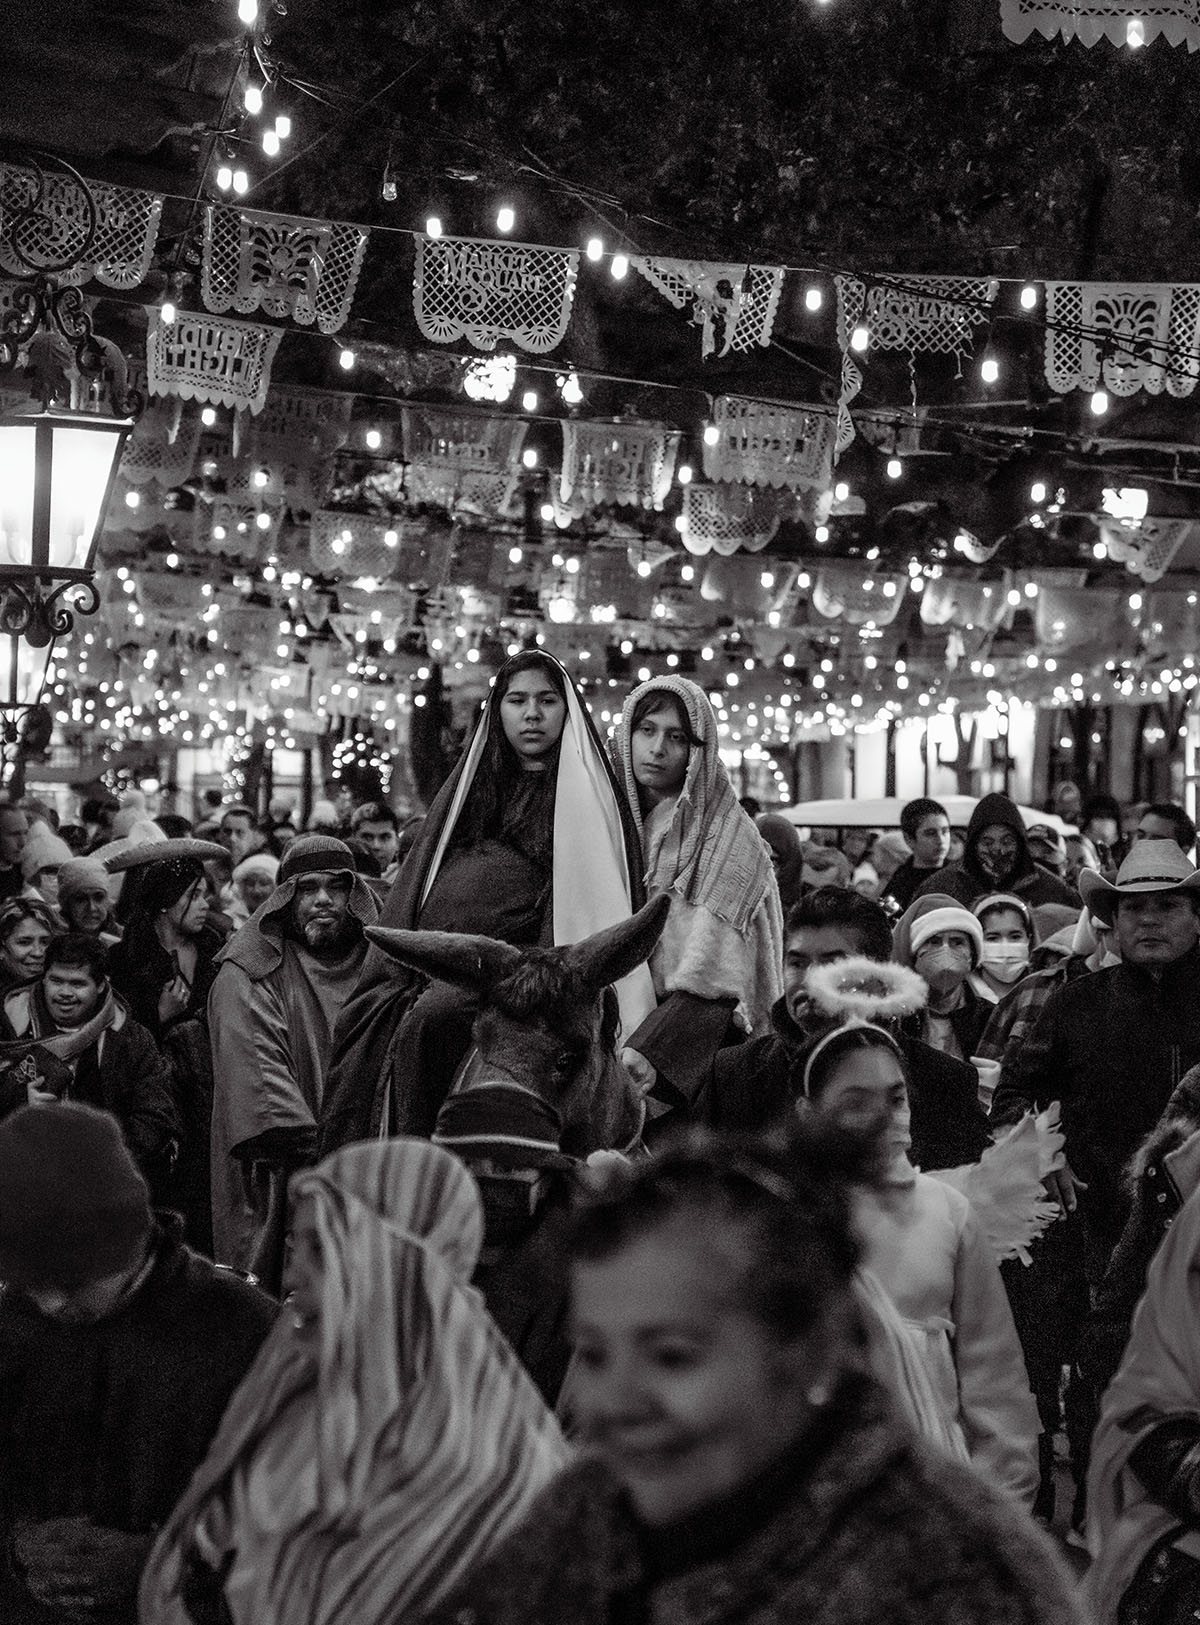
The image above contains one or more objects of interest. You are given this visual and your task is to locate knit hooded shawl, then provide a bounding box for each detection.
[618,677,776,939]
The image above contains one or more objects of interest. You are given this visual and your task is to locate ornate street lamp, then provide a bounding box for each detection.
[0,153,138,727]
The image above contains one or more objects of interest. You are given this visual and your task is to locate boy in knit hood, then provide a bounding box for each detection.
[915,792,1079,911]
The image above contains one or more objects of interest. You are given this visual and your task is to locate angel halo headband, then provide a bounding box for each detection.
[800,957,927,1099]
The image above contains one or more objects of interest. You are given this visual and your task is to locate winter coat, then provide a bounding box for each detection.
[0,986,180,1198]
[915,794,1079,911]
[898,976,995,1064]
[0,1216,276,1625]
[698,998,991,1172]
[882,856,947,913]
[991,946,1200,1283]
[416,1376,1082,1625]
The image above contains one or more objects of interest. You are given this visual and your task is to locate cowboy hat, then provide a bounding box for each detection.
[1078,838,1200,927]
[101,837,229,873]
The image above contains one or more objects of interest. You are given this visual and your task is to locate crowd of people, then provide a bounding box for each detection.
[2,652,1199,1622]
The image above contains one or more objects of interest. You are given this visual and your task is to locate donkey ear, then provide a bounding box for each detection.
[365,927,522,992]
[565,894,671,995]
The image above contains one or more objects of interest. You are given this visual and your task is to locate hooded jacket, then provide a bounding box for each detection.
[914,794,1078,911]
[699,997,990,1172]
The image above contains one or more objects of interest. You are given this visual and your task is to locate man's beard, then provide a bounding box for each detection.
[297,914,361,958]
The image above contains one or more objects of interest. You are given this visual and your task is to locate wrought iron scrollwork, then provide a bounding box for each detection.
[0,577,102,648]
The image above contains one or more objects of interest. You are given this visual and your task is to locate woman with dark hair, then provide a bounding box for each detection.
[0,896,58,995]
[417,1125,1080,1625]
[320,652,654,1150]
[616,678,782,1112]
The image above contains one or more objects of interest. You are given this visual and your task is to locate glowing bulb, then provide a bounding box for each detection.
[540,502,555,522]
[365,428,382,450]
[496,205,515,233]
[703,424,720,447]
[834,481,850,502]
[262,128,280,157]
[232,168,249,196]
[521,447,539,468]
[521,389,539,412]
[677,463,693,485]
[1127,16,1145,45]
[558,371,583,405]
[1030,481,1047,503]
[256,511,272,531]
[160,300,176,325]
[244,83,264,115]
[275,114,291,140]
[1020,284,1038,310]
[610,253,629,280]
[804,286,823,312]
[216,164,233,191]
[886,456,902,479]
[339,348,356,370]
[508,546,523,564]
[980,355,1000,384]
[850,325,870,352]
[425,214,444,239]
[124,490,140,509]
[253,466,269,489]
[201,407,217,427]
[586,236,604,261]
[1090,389,1110,416]
[237,0,258,23]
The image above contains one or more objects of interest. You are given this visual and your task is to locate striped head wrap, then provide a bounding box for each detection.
[139,1138,567,1625]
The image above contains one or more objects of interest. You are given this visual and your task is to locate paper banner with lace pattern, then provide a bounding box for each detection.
[811,565,907,626]
[919,576,1012,631]
[146,309,282,415]
[702,397,834,491]
[1035,581,1131,654]
[201,389,352,510]
[1044,283,1200,397]
[0,163,162,289]
[120,396,204,488]
[413,234,579,353]
[1001,0,1200,48]
[559,420,680,515]
[630,257,784,358]
[400,406,526,517]
[681,483,789,555]
[309,510,452,584]
[1098,517,1196,581]
[192,499,281,558]
[201,205,369,335]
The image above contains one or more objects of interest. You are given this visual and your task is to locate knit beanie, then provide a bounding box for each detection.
[21,828,73,883]
[894,893,985,967]
[0,1103,153,1287]
[971,892,1035,940]
[57,856,111,910]
[233,852,280,885]
[279,833,355,884]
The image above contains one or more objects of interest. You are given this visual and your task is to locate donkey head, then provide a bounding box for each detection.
[366,894,669,1157]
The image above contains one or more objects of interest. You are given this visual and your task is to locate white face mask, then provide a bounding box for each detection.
[915,943,973,994]
[980,942,1029,983]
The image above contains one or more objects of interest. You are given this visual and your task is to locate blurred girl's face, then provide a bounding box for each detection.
[2,917,50,979]
[810,1045,911,1180]
[630,700,691,806]
[570,1216,832,1527]
[237,870,276,912]
[500,667,567,768]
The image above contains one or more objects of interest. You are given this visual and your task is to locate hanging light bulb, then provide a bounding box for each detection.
[381,168,398,202]
[804,286,823,312]
[586,236,604,261]
[980,355,1000,384]
[850,325,870,352]
[425,214,444,239]
[232,168,250,196]
[886,456,903,479]
[1090,388,1110,416]
[522,389,539,413]
[237,0,259,24]
[262,128,280,156]
[703,424,720,447]
[677,463,694,485]
[275,113,291,140]
[160,299,177,325]
[496,204,515,233]
[244,83,264,115]
[216,164,234,192]
[1030,481,1047,504]
[1020,284,1038,311]
[1126,16,1145,45]
[522,447,539,469]
[339,348,356,370]
[610,253,629,280]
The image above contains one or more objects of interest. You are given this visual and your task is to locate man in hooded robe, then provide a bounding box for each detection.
[208,836,379,1288]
